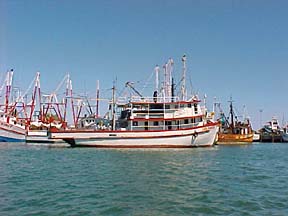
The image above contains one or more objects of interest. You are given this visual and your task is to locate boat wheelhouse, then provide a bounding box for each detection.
[116,96,205,132]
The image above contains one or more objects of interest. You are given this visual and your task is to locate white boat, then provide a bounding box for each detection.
[49,56,219,148]
[49,101,219,148]
[0,111,26,142]
[0,70,26,142]
[49,55,218,148]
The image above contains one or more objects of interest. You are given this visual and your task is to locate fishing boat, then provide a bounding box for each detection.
[0,70,26,142]
[49,97,219,148]
[217,99,253,144]
[25,74,73,146]
[49,56,219,148]
[0,110,26,142]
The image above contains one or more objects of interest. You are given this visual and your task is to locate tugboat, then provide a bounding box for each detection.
[217,99,253,144]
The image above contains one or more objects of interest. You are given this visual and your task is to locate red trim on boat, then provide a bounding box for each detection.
[129,114,204,121]
[130,100,201,105]
[51,122,218,134]
[72,144,212,148]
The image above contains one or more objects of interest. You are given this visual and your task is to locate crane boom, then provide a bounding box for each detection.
[125,82,143,98]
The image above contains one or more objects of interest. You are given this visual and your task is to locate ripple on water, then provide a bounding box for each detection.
[1,143,288,215]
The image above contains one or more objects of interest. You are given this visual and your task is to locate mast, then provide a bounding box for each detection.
[213,97,217,113]
[163,63,168,101]
[171,77,175,102]
[154,65,160,93]
[28,72,41,126]
[168,58,174,102]
[181,55,187,101]
[38,73,42,122]
[63,74,70,124]
[5,69,13,113]
[96,80,100,118]
[111,83,116,130]
[229,98,235,133]
[75,100,83,126]
[69,79,76,127]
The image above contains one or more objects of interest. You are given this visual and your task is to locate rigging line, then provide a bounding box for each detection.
[234,106,243,121]
[17,74,37,101]
[116,85,126,98]
[53,74,69,94]
[140,70,154,93]
[188,74,193,96]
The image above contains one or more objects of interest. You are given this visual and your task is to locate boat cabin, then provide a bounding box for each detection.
[116,98,205,131]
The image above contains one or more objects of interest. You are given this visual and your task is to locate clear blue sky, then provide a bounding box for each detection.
[1,0,288,129]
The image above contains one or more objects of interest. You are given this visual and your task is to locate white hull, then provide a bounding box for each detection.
[26,130,69,146]
[50,123,219,148]
[0,122,26,142]
[253,133,260,142]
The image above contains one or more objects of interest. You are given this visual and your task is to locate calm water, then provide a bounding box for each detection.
[1,143,288,216]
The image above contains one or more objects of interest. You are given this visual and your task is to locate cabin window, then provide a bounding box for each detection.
[184,119,189,124]
[153,121,159,126]
[133,121,138,126]
[192,118,195,123]
[194,104,198,114]
[165,104,170,110]
[180,104,184,108]
[0,115,3,117]
[145,121,148,130]
[166,121,172,130]
[175,104,179,109]
[188,103,192,108]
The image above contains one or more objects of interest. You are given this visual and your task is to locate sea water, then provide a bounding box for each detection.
[1,143,287,215]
